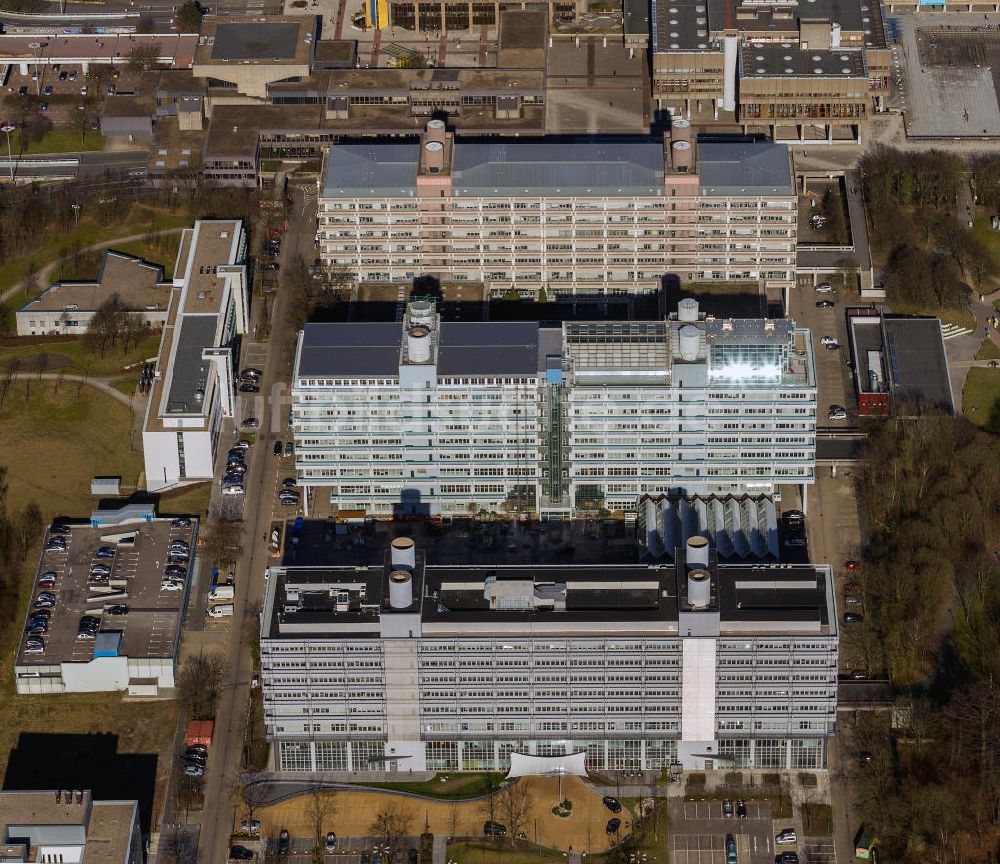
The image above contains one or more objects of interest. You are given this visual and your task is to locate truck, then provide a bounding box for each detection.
[209,584,235,602]
[185,719,214,748]
[206,603,234,618]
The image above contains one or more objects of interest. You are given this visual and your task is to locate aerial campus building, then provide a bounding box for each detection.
[316,126,797,298]
[142,220,249,491]
[290,298,817,518]
[260,535,838,774]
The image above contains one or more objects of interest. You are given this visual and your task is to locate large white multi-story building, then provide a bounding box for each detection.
[260,535,839,774]
[316,123,797,298]
[291,298,816,517]
[142,220,249,491]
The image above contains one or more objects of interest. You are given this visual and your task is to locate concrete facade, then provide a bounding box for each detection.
[260,538,838,774]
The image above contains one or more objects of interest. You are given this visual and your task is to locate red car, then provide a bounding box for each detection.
[845,560,862,572]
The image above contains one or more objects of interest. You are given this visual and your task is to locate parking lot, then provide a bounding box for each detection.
[262,834,416,861]
[791,277,856,424]
[17,515,197,669]
[668,801,774,864]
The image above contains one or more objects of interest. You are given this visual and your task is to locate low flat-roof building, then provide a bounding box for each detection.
[0,789,142,864]
[15,506,197,696]
[191,16,318,99]
[16,251,171,337]
[846,307,954,416]
[260,535,838,774]
[142,220,248,491]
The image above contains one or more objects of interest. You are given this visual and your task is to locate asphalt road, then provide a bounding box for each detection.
[196,182,314,864]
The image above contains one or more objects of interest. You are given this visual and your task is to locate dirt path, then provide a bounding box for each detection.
[4,370,135,410]
[255,776,627,854]
[1,227,187,304]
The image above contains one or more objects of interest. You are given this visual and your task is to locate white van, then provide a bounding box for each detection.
[209,584,235,602]
[206,604,234,618]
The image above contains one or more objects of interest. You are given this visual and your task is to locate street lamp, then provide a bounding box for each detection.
[1,124,15,183]
[71,202,81,225]
[28,42,42,95]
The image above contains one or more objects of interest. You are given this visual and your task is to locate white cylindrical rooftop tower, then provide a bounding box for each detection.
[407,326,431,363]
[687,568,711,609]
[390,536,416,570]
[723,34,738,113]
[424,140,444,173]
[686,535,710,568]
[426,118,446,145]
[389,570,413,609]
[677,297,699,322]
[409,300,434,325]
[671,117,691,144]
[672,140,692,172]
[679,324,700,361]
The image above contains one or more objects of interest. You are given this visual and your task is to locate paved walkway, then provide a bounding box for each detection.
[0,227,186,305]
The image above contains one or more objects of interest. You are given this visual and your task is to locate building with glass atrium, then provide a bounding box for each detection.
[290,297,817,517]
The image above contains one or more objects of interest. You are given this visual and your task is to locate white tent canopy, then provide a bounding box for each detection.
[506,752,588,778]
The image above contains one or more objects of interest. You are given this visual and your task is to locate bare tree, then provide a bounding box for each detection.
[369,802,414,864]
[202,516,243,570]
[305,778,338,864]
[126,42,162,72]
[494,780,531,844]
[22,260,39,300]
[238,770,270,831]
[176,651,228,720]
[0,359,16,408]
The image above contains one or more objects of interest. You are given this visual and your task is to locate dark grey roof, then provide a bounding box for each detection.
[451,139,665,196]
[323,144,419,198]
[883,318,954,414]
[650,0,707,51]
[697,141,793,196]
[211,22,300,60]
[741,45,866,78]
[438,322,540,375]
[166,315,219,413]
[298,322,402,377]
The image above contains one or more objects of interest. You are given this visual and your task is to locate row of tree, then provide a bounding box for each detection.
[0,467,45,653]
[850,415,1000,860]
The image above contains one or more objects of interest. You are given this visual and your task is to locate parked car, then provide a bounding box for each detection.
[823,339,841,350]
[844,612,864,624]
[483,821,506,837]
[223,473,245,486]
[90,565,112,577]
[726,834,738,864]
[274,440,283,456]
[184,762,204,777]
[284,441,294,458]
[282,477,297,488]
[165,565,187,578]
[278,829,290,854]
[59,70,68,80]
[241,417,259,430]
[722,799,734,817]
[172,517,192,528]
[602,796,622,813]
[24,639,45,654]
[229,847,254,861]
[264,262,280,272]
[18,85,28,95]
[242,367,263,379]
[42,84,52,96]
[815,283,834,293]
[816,299,835,308]
[606,818,621,835]
[828,405,848,421]
[223,484,245,496]
[240,819,261,837]
[778,854,799,864]
[325,833,337,853]
[94,546,116,558]
[34,599,55,610]
[225,463,247,475]
[107,604,129,616]
[161,579,185,591]
[736,800,747,818]
[844,594,863,607]
[50,522,71,533]
[239,382,260,393]
[232,440,251,450]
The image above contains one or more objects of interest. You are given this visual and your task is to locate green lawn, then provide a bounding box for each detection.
[976,339,1000,361]
[445,841,558,864]
[0,332,162,378]
[54,229,183,282]
[7,127,105,155]
[154,481,212,520]
[0,205,191,304]
[963,367,1000,426]
[891,301,975,331]
[364,772,507,800]
[0,379,143,521]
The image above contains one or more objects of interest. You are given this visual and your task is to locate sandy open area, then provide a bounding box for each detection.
[256,776,631,853]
